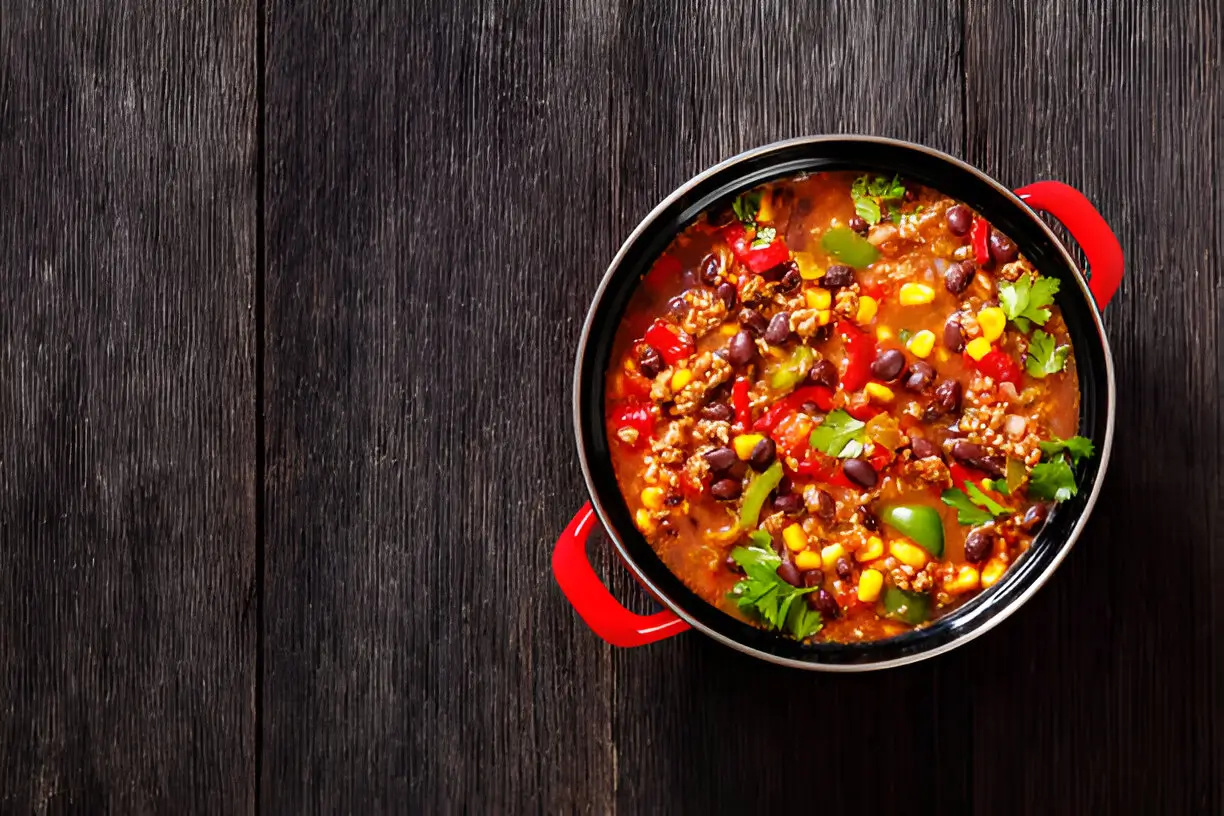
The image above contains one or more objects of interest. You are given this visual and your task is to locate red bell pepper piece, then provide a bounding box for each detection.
[968,348,1023,388]
[846,401,884,421]
[971,217,991,266]
[752,386,835,433]
[860,279,889,300]
[620,371,652,400]
[610,401,656,446]
[721,222,790,273]
[643,320,695,365]
[868,445,893,473]
[838,321,877,393]
[949,461,991,491]
[732,377,752,430]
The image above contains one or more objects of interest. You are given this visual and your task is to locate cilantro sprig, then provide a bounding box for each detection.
[1038,434,1095,464]
[941,483,1012,526]
[750,226,777,250]
[809,409,867,459]
[732,191,763,225]
[728,534,823,640]
[1025,329,1071,378]
[999,274,1060,333]
[850,175,907,225]
[1027,434,1095,502]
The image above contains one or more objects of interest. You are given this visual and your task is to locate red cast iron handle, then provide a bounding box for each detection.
[552,503,690,647]
[1015,181,1124,309]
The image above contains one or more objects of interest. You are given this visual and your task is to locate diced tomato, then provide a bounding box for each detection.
[969,348,1023,387]
[846,401,884,421]
[610,401,656,444]
[643,320,695,365]
[868,445,893,473]
[721,222,790,273]
[620,371,652,400]
[753,385,835,433]
[861,279,890,300]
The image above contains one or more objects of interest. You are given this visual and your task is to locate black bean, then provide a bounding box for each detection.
[680,268,700,289]
[989,230,1019,265]
[932,379,963,415]
[978,456,1006,478]
[777,560,803,587]
[812,588,840,618]
[814,489,836,522]
[638,345,663,379]
[700,402,733,422]
[946,205,972,236]
[848,214,869,235]
[716,281,737,310]
[870,348,906,382]
[773,493,804,515]
[1021,502,1053,533]
[710,478,743,501]
[821,265,855,289]
[704,446,738,472]
[700,254,722,286]
[761,261,790,282]
[943,318,965,352]
[727,330,757,366]
[740,308,768,336]
[749,437,777,471]
[843,458,878,488]
[764,312,792,345]
[944,261,972,294]
[727,459,749,479]
[665,494,683,507]
[668,295,688,316]
[808,359,839,389]
[802,569,825,588]
[950,441,987,463]
[904,361,935,392]
[725,553,745,574]
[910,437,940,460]
[963,529,992,563]
[779,265,802,292]
[835,555,853,580]
[858,506,880,532]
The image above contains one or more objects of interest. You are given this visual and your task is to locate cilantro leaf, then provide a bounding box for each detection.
[809,409,867,458]
[728,540,822,639]
[1028,458,1077,502]
[1038,435,1095,465]
[940,489,995,525]
[732,191,762,225]
[1025,329,1071,378]
[850,174,906,226]
[998,274,1060,333]
[965,482,1012,516]
[750,226,777,250]
[854,196,881,225]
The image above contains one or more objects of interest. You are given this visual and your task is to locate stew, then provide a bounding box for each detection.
[604,171,1094,643]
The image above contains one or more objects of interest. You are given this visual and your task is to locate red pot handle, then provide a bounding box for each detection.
[552,503,690,647]
[1015,181,1124,310]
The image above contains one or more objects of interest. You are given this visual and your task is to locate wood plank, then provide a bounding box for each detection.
[0,2,258,812]
[260,2,620,811]
[600,3,969,812]
[964,2,1223,813]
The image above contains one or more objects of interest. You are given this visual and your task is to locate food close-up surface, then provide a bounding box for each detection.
[606,172,1095,643]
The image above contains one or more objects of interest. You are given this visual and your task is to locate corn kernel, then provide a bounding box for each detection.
[907,329,936,359]
[670,368,693,390]
[898,282,935,306]
[820,543,846,572]
[757,193,774,223]
[720,322,740,336]
[978,306,1006,342]
[795,252,821,280]
[727,273,738,284]
[641,487,666,511]
[634,508,656,534]
[980,558,1007,588]
[857,569,884,602]
[876,326,895,342]
[817,309,833,326]
[856,295,879,324]
[783,523,809,553]
[889,538,928,569]
[733,434,765,459]
[944,565,980,595]
[865,382,895,403]
[805,287,833,310]
[857,536,885,562]
[965,336,993,361]
[795,550,822,570]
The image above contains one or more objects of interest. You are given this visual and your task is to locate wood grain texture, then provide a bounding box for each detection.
[0,2,257,813]
[964,2,1223,813]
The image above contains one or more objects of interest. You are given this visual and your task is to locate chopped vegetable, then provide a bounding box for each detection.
[1028,458,1077,502]
[782,523,808,552]
[722,222,790,273]
[986,457,1027,495]
[964,337,993,361]
[856,295,878,324]
[878,504,945,556]
[857,568,884,603]
[794,550,822,570]
[941,485,1009,526]
[733,433,766,459]
[907,329,935,358]
[980,558,1007,588]
[999,274,1060,333]
[1038,434,1095,464]
[977,307,1006,342]
[820,543,846,572]
[882,586,930,625]
[732,190,762,225]
[611,401,656,441]
[641,486,666,511]
[821,226,879,268]
[809,409,867,458]
[643,320,695,365]
[971,217,991,265]
[1025,329,1071,378]
[850,174,906,225]
[864,382,894,403]
[857,536,885,562]
[738,461,784,528]
[732,377,751,430]
[973,348,1024,387]
[768,345,814,390]
[805,287,833,310]
[727,538,822,639]
[838,321,877,392]
[898,282,935,306]
[751,226,777,250]
[670,368,693,390]
[753,385,834,433]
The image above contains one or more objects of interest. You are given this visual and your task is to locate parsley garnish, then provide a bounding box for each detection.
[941,483,1011,525]
[728,538,822,639]
[809,409,867,458]
[998,274,1060,333]
[1025,329,1071,378]
[750,226,777,250]
[732,191,763,225]
[1028,458,1077,502]
[850,174,907,226]
[1038,435,1095,465]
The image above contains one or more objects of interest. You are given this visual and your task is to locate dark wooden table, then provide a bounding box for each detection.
[2,1,1221,813]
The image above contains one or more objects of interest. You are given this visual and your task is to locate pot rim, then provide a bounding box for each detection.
[572,134,1116,670]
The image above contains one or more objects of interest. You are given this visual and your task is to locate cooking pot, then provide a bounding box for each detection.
[554,136,1123,670]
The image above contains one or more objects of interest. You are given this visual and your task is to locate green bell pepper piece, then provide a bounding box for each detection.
[738,461,783,529]
[878,504,945,557]
[820,226,879,268]
[882,586,931,625]
[768,346,814,390]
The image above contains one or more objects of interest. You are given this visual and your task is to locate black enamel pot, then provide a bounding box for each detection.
[554,136,1123,670]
